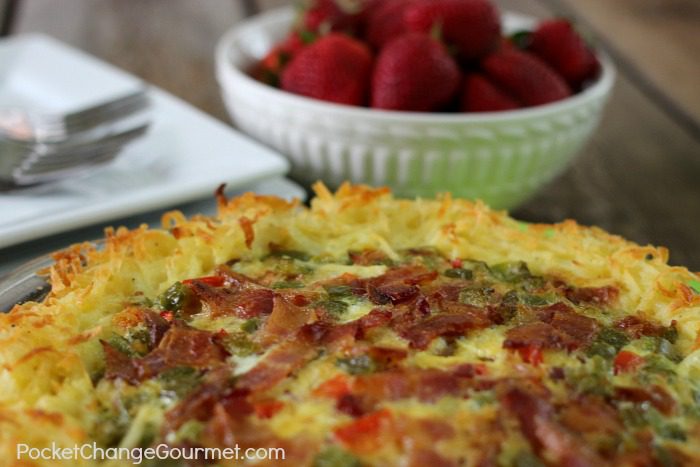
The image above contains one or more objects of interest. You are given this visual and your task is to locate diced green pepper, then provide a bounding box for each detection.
[93,408,130,448]
[657,339,682,363]
[158,282,190,313]
[643,355,677,377]
[460,259,491,275]
[654,445,680,467]
[568,356,612,396]
[586,341,618,359]
[490,261,532,282]
[158,367,202,398]
[586,328,630,360]
[173,420,204,444]
[444,268,473,280]
[107,333,136,357]
[313,447,362,467]
[317,300,349,315]
[521,294,556,306]
[594,328,630,352]
[657,423,686,441]
[325,285,356,299]
[241,318,260,333]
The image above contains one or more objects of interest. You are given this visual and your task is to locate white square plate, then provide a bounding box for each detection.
[0,34,289,249]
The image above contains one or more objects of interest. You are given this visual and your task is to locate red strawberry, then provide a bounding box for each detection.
[252,32,307,86]
[481,47,572,107]
[281,33,373,106]
[365,0,417,50]
[461,74,519,112]
[530,19,600,88]
[372,33,460,111]
[404,0,501,60]
[301,0,371,35]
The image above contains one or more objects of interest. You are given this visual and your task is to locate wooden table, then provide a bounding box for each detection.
[3,0,700,268]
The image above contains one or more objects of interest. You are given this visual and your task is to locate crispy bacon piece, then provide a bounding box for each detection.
[163,366,252,433]
[565,285,619,306]
[356,309,392,337]
[188,281,274,319]
[237,338,315,392]
[101,340,139,383]
[182,276,225,287]
[504,306,599,353]
[502,387,607,467]
[351,367,483,404]
[614,316,675,339]
[214,265,260,287]
[337,394,366,417]
[400,309,491,350]
[369,283,419,305]
[103,323,229,384]
[559,396,622,436]
[366,266,437,305]
[614,385,676,415]
[231,289,274,318]
[376,265,439,286]
[549,309,599,343]
[367,347,408,369]
[142,310,170,349]
[257,294,312,346]
[504,322,577,351]
[141,324,229,373]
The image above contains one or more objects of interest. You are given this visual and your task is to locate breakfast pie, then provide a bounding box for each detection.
[2,184,699,466]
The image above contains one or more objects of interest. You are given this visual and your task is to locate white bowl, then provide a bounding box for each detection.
[215,7,615,209]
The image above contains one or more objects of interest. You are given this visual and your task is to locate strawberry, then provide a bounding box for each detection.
[300,0,371,35]
[365,0,416,50]
[461,73,519,112]
[404,0,501,60]
[481,47,571,107]
[372,33,460,111]
[252,31,307,87]
[530,19,600,89]
[281,33,373,106]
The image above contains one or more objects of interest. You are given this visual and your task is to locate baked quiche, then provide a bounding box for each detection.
[2,184,700,466]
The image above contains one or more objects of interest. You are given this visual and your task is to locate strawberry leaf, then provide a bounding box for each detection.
[510,30,533,49]
[299,29,318,44]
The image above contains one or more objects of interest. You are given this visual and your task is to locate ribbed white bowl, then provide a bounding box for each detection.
[215,7,615,209]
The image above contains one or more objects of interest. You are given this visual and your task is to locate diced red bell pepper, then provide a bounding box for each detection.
[253,400,285,419]
[518,346,544,366]
[613,351,645,375]
[313,374,352,399]
[334,408,393,454]
[159,311,174,322]
[182,276,225,287]
[451,258,463,268]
